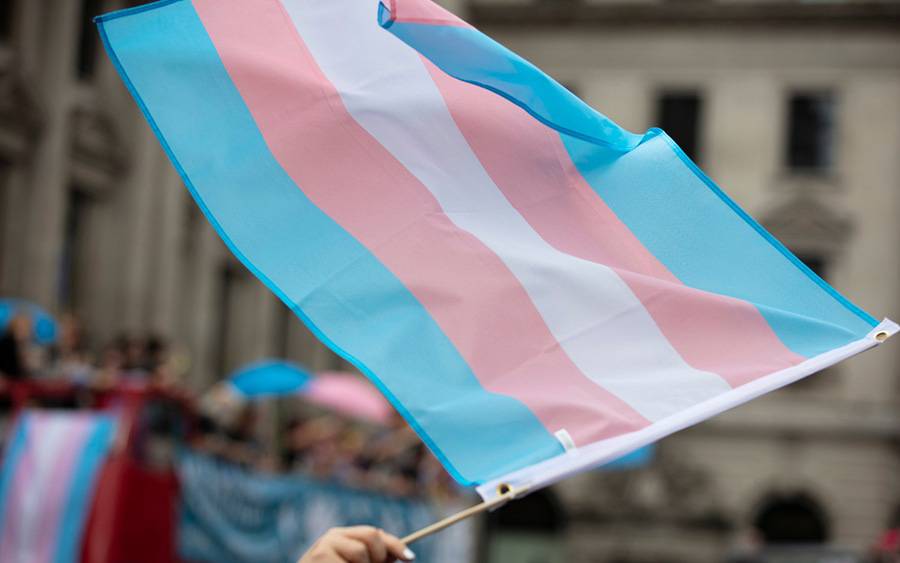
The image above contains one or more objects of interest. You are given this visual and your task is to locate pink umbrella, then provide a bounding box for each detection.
[304,371,394,425]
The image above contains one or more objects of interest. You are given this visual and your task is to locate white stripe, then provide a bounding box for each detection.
[281,0,731,421]
[15,414,71,561]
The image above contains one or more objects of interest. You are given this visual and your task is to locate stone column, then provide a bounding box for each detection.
[704,73,781,212]
[0,162,28,294]
[116,119,164,333]
[148,162,188,338]
[183,222,226,390]
[0,0,41,294]
[14,0,43,77]
[248,288,281,465]
[18,0,82,310]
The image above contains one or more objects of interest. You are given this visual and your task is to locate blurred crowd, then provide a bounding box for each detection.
[194,397,459,500]
[0,308,460,501]
[0,311,180,390]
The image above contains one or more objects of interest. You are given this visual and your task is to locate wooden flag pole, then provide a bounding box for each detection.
[402,484,527,545]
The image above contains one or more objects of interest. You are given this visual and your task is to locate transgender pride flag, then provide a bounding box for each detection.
[97,0,895,499]
[0,410,117,563]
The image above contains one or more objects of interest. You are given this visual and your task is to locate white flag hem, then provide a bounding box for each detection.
[477,318,899,501]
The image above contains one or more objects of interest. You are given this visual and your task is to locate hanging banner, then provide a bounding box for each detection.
[177,451,474,563]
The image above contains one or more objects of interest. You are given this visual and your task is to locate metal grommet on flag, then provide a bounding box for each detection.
[401,481,521,545]
[875,331,890,342]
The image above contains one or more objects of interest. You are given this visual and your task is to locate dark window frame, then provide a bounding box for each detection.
[76,0,102,80]
[755,492,830,545]
[59,188,92,311]
[656,89,704,163]
[0,0,14,43]
[793,251,830,282]
[785,90,836,173]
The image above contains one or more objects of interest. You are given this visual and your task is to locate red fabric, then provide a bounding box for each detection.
[877,528,900,551]
[80,455,180,563]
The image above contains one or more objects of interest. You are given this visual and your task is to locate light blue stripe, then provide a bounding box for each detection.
[0,414,32,536]
[381,16,877,358]
[97,0,564,485]
[228,360,312,398]
[52,416,118,563]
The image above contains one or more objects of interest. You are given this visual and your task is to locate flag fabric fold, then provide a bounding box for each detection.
[97,0,895,500]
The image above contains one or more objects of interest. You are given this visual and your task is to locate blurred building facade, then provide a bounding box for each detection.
[1,0,899,562]
[0,0,354,390]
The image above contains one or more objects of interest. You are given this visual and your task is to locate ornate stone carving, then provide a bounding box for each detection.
[761,195,851,256]
[69,101,128,191]
[0,61,42,160]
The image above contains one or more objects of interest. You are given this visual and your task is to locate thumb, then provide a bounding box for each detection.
[379,530,415,562]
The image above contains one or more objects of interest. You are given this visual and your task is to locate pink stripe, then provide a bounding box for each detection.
[424,62,805,386]
[387,0,473,29]
[192,0,649,446]
[0,413,94,562]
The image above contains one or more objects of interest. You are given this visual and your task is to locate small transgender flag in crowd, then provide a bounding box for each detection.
[0,411,117,563]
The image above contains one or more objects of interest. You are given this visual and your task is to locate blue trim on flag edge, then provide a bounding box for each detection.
[95,11,476,487]
[52,415,118,563]
[378,11,878,330]
[93,0,182,23]
[657,132,877,328]
[377,2,642,153]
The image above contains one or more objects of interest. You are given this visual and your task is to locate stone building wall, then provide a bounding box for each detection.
[0,0,350,391]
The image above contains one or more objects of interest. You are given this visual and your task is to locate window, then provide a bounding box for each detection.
[59,190,90,310]
[76,0,101,79]
[755,492,829,545]
[0,0,14,42]
[656,91,703,162]
[786,91,835,172]
[795,251,829,282]
[486,488,567,563]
